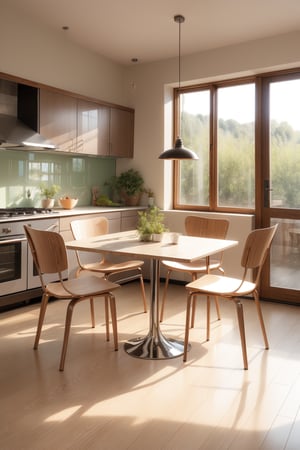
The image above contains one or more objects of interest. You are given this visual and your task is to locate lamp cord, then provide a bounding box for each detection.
[178,19,181,90]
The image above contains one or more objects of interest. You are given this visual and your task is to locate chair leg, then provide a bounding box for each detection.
[253,290,269,349]
[104,296,109,341]
[108,293,118,351]
[214,296,221,320]
[190,273,197,328]
[183,292,193,362]
[160,270,171,322]
[206,295,211,341]
[138,272,147,313]
[235,299,248,370]
[90,298,95,328]
[33,293,49,349]
[59,298,77,371]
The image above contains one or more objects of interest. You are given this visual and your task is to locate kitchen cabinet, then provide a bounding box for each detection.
[39,92,134,157]
[17,81,134,157]
[39,89,77,153]
[120,209,140,230]
[77,102,134,157]
[77,100,110,156]
[110,108,134,157]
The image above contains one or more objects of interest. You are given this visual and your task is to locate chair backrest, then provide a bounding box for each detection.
[24,225,68,278]
[185,216,229,239]
[71,216,109,240]
[241,224,278,283]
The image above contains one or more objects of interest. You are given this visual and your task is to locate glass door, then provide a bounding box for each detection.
[261,74,300,303]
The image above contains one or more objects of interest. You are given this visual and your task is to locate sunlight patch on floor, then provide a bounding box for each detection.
[45,405,82,422]
[5,323,60,339]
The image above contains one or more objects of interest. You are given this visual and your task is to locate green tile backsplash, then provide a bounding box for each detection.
[0,149,116,208]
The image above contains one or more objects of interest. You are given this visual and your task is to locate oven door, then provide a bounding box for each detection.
[0,235,27,296]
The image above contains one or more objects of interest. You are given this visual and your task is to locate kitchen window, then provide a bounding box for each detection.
[174,79,255,212]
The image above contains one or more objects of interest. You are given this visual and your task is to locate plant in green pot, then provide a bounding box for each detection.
[137,206,168,241]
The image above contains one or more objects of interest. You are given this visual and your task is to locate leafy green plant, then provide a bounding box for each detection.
[137,206,168,240]
[105,169,144,206]
[40,183,60,199]
[115,169,144,196]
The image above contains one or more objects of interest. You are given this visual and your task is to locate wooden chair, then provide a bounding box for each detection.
[160,216,229,325]
[24,225,119,371]
[183,224,278,369]
[70,216,147,313]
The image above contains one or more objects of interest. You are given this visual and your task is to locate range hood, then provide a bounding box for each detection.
[0,113,56,151]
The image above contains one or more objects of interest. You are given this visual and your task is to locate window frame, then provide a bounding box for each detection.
[173,76,257,213]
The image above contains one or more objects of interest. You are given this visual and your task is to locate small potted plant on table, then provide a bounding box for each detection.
[137,206,168,241]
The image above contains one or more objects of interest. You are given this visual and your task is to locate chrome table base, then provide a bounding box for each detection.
[124,259,189,360]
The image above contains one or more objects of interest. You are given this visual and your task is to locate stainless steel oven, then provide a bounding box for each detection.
[0,210,60,306]
[0,223,27,296]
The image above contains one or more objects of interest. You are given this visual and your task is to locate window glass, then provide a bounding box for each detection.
[217,84,255,208]
[179,90,210,206]
[270,79,300,208]
[176,82,255,210]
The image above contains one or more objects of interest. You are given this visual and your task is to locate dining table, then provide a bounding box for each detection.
[66,230,238,360]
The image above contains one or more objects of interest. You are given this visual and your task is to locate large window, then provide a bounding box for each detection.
[269,79,300,208]
[175,80,255,212]
[178,90,210,206]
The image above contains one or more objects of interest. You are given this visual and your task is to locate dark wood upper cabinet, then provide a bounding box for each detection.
[39,89,77,153]
[77,100,110,156]
[16,81,134,157]
[110,108,134,158]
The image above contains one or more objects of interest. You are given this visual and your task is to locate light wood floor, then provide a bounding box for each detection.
[1,281,300,450]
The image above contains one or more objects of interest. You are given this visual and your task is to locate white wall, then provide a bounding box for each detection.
[122,31,300,210]
[0,3,128,106]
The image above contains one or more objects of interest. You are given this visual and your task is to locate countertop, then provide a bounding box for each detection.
[0,206,145,223]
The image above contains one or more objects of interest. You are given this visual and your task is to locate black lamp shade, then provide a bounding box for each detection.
[159,137,198,160]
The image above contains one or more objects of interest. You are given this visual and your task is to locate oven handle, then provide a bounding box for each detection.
[0,235,27,244]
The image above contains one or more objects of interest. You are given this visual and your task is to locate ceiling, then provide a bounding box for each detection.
[6,0,300,66]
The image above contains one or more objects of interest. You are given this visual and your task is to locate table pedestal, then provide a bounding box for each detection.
[124,259,188,359]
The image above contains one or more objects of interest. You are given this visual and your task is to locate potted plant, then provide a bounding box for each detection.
[137,206,168,241]
[144,188,155,207]
[40,183,60,208]
[115,169,144,206]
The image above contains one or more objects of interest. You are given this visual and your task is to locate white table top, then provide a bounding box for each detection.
[66,230,238,263]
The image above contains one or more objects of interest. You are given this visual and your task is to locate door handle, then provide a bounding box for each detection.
[264,179,272,207]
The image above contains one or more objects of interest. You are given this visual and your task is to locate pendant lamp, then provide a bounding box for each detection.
[159,15,198,160]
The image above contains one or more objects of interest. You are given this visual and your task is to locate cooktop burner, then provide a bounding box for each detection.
[0,207,55,218]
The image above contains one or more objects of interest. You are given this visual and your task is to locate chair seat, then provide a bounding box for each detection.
[162,259,221,273]
[46,275,119,298]
[81,259,144,274]
[186,274,256,297]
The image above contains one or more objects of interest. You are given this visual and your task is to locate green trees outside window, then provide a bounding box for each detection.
[176,78,300,211]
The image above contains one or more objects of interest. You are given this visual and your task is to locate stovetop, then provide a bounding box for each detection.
[0,207,56,218]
